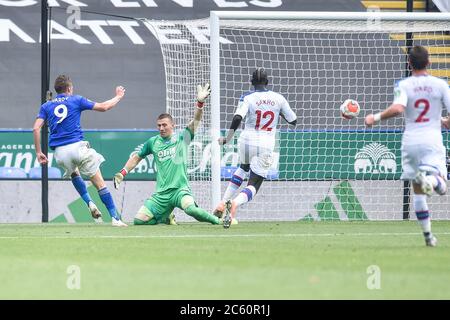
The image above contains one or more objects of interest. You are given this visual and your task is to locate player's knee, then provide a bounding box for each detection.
[134,206,155,225]
[248,171,265,193]
[181,195,195,210]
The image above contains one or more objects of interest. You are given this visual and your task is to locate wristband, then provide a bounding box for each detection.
[120,168,128,177]
[373,113,382,123]
[197,101,204,109]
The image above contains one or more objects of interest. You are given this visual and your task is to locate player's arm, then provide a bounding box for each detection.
[33,118,48,165]
[219,115,242,145]
[280,113,297,126]
[365,81,406,127]
[365,103,405,127]
[114,139,153,189]
[219,95,248,145]
[187,83,211,134]
[280,98,297,126]
[113,153,142,189]
[92,86,125,112]
[440,84,450,129]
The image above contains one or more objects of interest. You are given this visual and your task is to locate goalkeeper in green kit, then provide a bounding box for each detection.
[113,84,231,227]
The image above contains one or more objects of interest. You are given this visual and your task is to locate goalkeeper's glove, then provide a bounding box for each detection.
[113,168,127,189]
[196,83,211,108]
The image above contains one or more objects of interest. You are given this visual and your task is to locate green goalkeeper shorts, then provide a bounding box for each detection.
[143,188,193,224]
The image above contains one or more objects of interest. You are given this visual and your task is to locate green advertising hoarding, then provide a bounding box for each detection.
[1,130,449,180]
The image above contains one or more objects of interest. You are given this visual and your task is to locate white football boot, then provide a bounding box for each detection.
[112,218,128,227]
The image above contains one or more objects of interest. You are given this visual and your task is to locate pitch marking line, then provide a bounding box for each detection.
[1,232,450,239]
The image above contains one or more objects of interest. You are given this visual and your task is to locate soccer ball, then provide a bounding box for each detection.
[340,99,360,119]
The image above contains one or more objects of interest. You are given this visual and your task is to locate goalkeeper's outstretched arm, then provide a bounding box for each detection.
[113,153,142,189]
[188,83,211,134]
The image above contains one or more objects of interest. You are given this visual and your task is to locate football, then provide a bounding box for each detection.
[340,99,360,119]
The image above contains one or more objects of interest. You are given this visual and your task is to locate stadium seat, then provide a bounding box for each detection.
[221,166,238,179]
[28,167,62,179]
[0,167,27,178]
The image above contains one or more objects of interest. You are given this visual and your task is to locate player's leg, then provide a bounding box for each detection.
[214,141,251,216]
[412,183,437,246]
[90,170,127,227]
[133,206,158,225]
[70,169,101,219]
[134,194,176,225]
[403,144,441,246]
[223,163,250,201]
[227,146,271,219]
[180,195,221,225]
[228,170,265,219]
[414,144,448,196]
[77,141,126,226]
[214,163,250,217]
[54,143,100,219]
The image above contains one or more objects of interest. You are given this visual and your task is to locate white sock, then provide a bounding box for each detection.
[413,194,431,234]
[234,185,257,206]
[223,168,249,201]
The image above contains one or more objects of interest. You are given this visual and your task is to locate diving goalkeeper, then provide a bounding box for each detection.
[113,84,229,227]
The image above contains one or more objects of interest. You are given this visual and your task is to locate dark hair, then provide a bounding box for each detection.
[157,113,174,123]
[54,75,72,94]
[409,46,429,71]
[251,67,269,86]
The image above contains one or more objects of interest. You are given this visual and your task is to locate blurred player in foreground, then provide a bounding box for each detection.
[113,84,229,227]
[33,75,127,227]
[365,46,450,246]
[214,68,297,227]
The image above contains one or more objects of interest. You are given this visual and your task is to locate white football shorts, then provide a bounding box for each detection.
[54,141,105,178]
[401,143,447,180]
[238,141,273,178]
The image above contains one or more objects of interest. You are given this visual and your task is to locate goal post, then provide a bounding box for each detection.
[147,11,450,221]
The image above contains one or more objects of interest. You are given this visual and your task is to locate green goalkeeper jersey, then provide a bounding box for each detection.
[138,127,194,193]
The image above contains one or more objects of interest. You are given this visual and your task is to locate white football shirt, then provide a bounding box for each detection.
[234,89,296,149]
[393,74,450,146]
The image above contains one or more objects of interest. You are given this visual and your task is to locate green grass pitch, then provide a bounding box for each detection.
[0,221,449,299]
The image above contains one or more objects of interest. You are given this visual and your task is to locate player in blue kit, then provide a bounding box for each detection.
[33,75,127,227]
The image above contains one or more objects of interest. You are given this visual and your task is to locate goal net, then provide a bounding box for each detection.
[145,12,450,221]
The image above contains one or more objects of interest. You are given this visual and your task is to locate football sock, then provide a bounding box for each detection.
[98,187,120,220]
[223,167,249,200]
[71,175,93,205]
[414,194,431,235]
[185,205,220,225]
[234,185,256,206]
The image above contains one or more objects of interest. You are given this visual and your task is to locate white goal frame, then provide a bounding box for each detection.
[209,10,450,212]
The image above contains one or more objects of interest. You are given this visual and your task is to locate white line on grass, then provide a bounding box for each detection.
[0,232,450,239]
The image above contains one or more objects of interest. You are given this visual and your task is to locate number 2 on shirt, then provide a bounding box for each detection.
[414,99,430,123]
[255,110,275,131]
[54,104,68,124]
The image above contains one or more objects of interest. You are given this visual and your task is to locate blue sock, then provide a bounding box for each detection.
[71,175,93,205]
[98,187,119,220]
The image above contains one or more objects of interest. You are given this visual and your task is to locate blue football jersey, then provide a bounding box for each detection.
[37,94,95,149]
